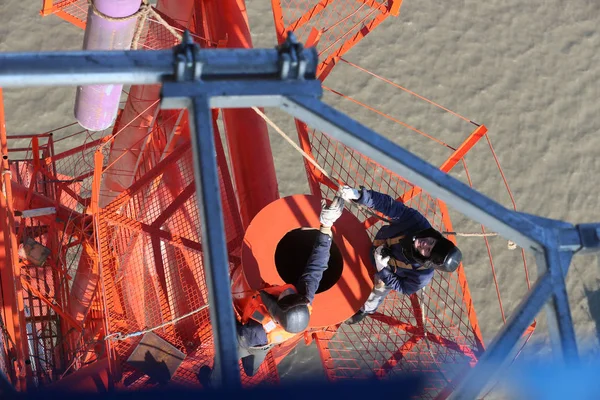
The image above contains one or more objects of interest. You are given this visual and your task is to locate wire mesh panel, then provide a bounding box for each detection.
[271,0,399,77]
[297,128,482,398]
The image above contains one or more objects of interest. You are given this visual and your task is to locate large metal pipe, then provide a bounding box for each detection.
[96,0,195,207]
[74,0,142,131]
[195,0,279,228]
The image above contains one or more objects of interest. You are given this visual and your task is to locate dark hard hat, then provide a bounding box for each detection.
[259,291,310,334]
[435,245,462,272]
[428,235,462,272]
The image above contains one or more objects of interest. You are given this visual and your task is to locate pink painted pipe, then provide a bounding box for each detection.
[74,0,142,131]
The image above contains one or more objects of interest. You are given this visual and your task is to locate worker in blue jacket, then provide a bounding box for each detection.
[200,196,345,383]
[339,186,462,325]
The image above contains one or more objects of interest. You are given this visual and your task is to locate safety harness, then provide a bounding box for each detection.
[241,284,312,345]
[372,234,430,271]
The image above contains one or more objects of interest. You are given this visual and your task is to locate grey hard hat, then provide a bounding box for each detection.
[259,291,310,334]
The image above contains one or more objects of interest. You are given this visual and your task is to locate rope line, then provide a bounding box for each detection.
[104,304,209,341]
[87,0,182,50]
[250,107,517,250]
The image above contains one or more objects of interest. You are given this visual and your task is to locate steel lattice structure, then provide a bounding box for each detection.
[0,1,597,399]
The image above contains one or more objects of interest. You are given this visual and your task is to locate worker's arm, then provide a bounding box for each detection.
[296,232,333,304]
[296,196,344,304]
[376,268,434,295]
[354,188,411,221]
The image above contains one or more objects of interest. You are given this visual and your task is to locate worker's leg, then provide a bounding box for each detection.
[361,275,393,314]
[198,319,269,385]
[236,320,272,377]
[240,344,274,377]
[346,276,392,324]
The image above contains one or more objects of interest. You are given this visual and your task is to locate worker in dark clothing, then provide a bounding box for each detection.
[202,195,345,382]
[339,186,462,325]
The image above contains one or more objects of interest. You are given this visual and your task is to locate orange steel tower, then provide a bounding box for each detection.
[0,1,537,398]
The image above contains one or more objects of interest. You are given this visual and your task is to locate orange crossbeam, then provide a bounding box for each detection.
[20,277,83,332]
[364,125,488,229]
[102,210,202,253]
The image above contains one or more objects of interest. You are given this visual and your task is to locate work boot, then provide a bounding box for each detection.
[197,365,214,389]
[345,310,368,325]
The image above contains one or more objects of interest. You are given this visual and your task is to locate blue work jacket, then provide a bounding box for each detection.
[356,188,435,295]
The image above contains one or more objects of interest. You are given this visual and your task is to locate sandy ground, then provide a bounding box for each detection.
[1,0,600,396]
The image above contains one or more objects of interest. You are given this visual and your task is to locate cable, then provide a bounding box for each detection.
[104,304,209,341]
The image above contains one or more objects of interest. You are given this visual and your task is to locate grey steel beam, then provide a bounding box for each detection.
[540,248,579,363]
[185,94,241,388]
[160,80,322,110]
[280,95,546,253]
[451,271,554,399]
[0,47,317,87]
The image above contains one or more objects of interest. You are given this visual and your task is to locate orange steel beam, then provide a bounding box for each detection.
[151,181,195,228]
[370,312,478,364]
[287,0,336,33]
[439,125,487,172]
[104,142,190,212]
[364,125,488,229]
[102,210,202,253]
[20,277,83,332]
[94,218,119,381]
[270,0,286,43]
[11,181,88,228]
[316,3,392,81]
[402,124,488,203]
[305,27,323,48]
[89,150,103,214]
[54,9,86,30]
[38,168,89,208]
[39,0,54,16]
[409,292,425,332]
[390,0,403,16]
[375,334,423,378]
[196,0,279,228]
[212,110,245,239]
[0,88,31,390]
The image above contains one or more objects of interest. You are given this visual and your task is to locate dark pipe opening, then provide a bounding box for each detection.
[274,228,343,294]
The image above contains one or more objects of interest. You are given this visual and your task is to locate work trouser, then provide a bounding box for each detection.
[360,275,393,314]
[206,321,274,386]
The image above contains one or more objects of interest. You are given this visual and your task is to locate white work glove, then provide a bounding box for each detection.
[339,185,360,202]
[374,245,391,272]
[319,196,344,229]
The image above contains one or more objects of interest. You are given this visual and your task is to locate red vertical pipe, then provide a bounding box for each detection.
[0,89,31,390]
[195,0,279,228]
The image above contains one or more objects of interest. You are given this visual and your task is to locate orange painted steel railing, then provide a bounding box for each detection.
[0,109,106,388]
